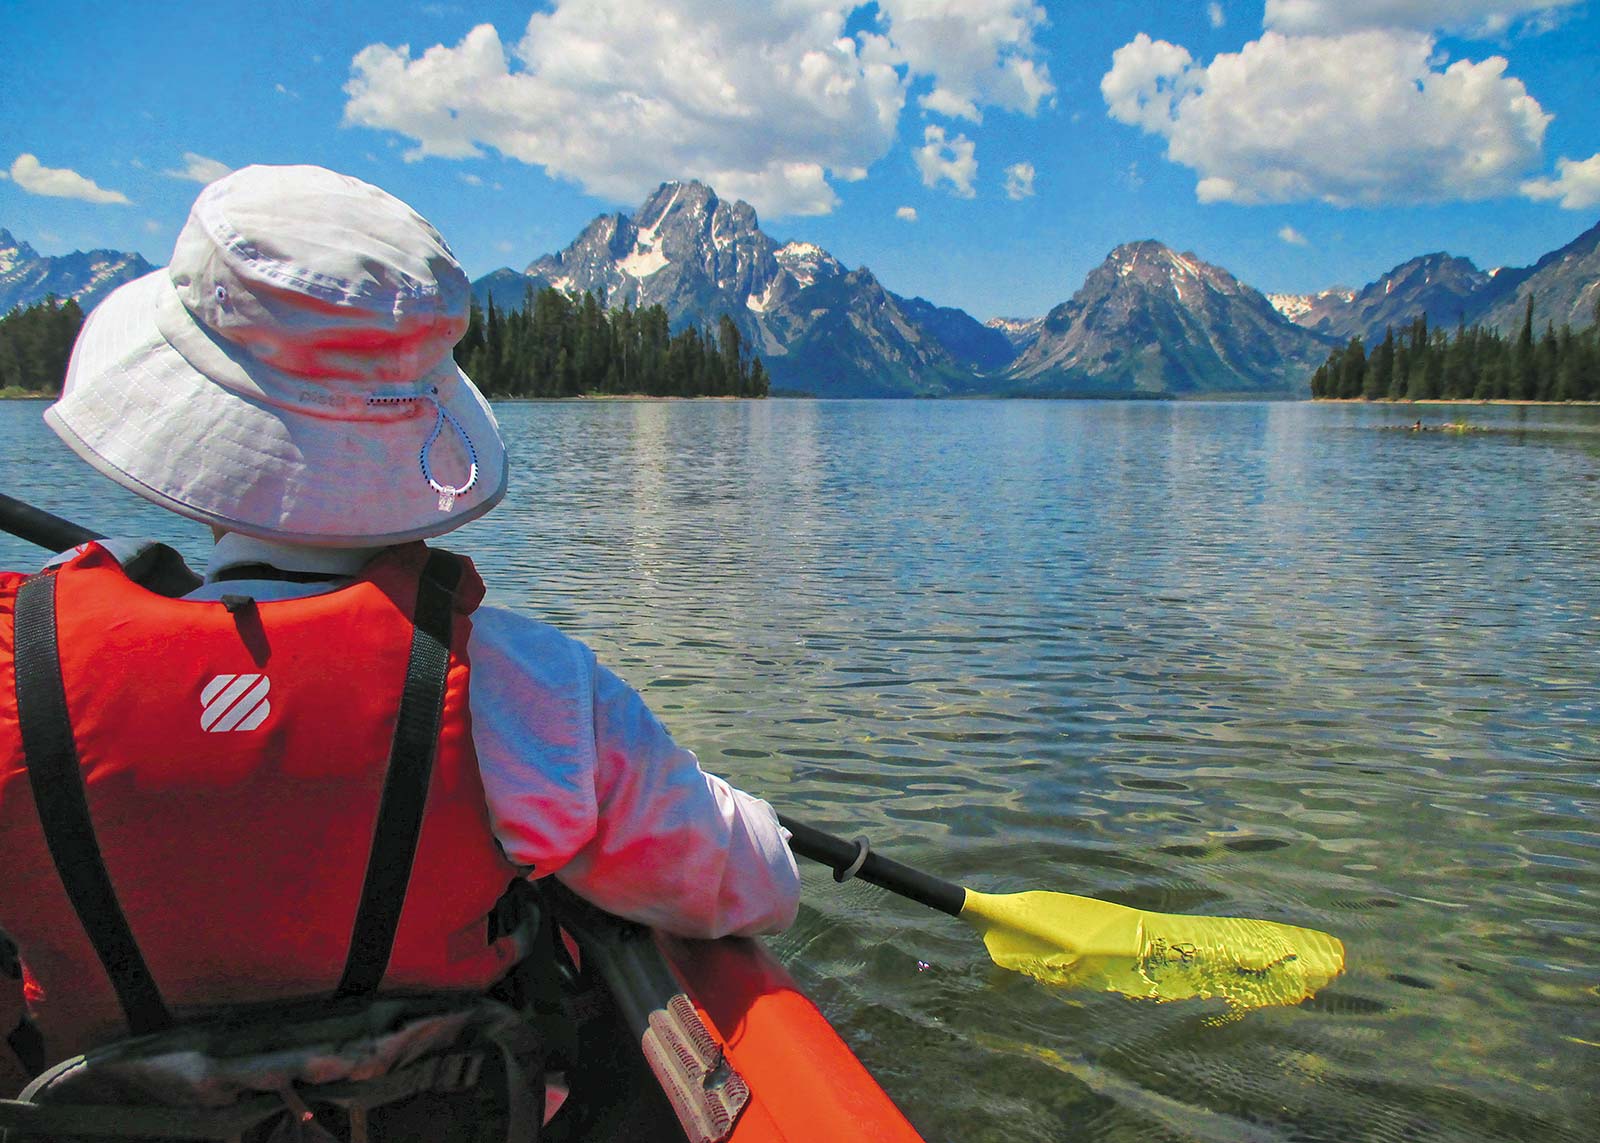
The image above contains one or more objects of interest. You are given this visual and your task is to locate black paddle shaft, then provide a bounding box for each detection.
[0,493,101,552]
[0,493,202,596]
[779,815,966,918]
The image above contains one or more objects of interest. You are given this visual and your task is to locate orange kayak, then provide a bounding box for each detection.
[659,934,924,1143]
[549,892,925,1143]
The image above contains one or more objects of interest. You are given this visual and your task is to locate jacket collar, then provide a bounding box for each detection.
[205,533,382,584]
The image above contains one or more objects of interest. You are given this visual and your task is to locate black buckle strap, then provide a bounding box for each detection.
[335,550,463,998]
[13,571,173,1036]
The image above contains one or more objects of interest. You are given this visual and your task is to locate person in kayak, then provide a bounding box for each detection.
[0,164,800,1083]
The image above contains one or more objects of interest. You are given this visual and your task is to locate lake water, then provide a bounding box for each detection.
[3,397,1598,1142]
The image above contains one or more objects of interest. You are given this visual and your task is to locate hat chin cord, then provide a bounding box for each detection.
[366,388,479,512]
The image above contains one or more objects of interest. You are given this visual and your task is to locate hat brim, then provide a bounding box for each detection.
[46,270,507,548]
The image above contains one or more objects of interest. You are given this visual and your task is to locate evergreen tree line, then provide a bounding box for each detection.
[454,288,769,398]
[1311,297,1600,402]
[0,296,84,394]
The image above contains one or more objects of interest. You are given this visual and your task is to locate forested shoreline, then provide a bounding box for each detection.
[0,288,768,399]
[0,297,84,395]
[1310,298,1600,402]
[455,288,769,398]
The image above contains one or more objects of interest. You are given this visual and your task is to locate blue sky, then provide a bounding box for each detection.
[3,1,1597,321]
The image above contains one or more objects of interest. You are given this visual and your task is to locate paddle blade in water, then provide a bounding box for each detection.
[960,888,1345,1010]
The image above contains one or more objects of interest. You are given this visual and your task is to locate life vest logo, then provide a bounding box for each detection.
[200,673,272,732]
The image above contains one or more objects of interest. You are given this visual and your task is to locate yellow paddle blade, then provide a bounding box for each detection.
[961,888,1345,1010]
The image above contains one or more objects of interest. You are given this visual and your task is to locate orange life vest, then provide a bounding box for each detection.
[0,542,525,1061]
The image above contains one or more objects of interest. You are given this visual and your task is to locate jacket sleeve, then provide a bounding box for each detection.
[467,608,800,939]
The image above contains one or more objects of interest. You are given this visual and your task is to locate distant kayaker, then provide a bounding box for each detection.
[0,165,800,1082]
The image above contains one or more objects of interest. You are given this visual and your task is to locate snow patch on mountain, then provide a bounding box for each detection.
[0,229,154,315]
[987,316,1043,336]
[1267,292,1314,320]
[746,280,779,313]
[1166,249,1202,278]
[774,241,838,289]
[619,244,668,278]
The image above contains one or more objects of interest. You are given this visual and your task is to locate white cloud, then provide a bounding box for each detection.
[1004,160,1035,199]
[164,153,233,184]
[9,154,131,204]
[896,205,918,221]
[459,172,484,186]
[1522,152,1600,210]
[914,124,977,197]
[873,0,1054,122]
[275,83,300,99]
[1208,3,1225,28]
[143,218,163,233]
[1102,34,1195,135]
[1278,223,1309,244]
[1262,0,1581,35]
[1102,30,1549,205]
[0,169,8,182]
[343,1,1049,217]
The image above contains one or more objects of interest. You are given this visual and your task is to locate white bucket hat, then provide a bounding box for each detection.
[46,164,507,547]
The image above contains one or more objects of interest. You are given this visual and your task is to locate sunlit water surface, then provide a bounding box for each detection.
[3,398,1597,1142]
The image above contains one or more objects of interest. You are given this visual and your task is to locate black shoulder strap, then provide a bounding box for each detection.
[335,550,464,998]
[12,571,173,1035]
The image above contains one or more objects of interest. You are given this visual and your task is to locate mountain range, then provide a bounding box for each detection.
[1267,220,1600,346]
[0,229,152,316]
[469,181,1599,397]
[6,188,1597,399]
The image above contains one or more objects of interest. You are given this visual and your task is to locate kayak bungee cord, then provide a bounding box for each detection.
[0,492,1346,1010]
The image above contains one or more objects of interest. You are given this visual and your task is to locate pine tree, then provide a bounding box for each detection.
[1514,294,1537,400]
[1368,328,1395,399]
[1337,337,1366,398]
[0,295,86,393]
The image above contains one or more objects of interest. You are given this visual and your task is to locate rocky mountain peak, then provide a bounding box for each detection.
[1099,239,1244,298]
[774,241,842,287]
[1378,252,1487,296]
[1278,249,1491,341]
[0,229,40,275]
[1012,240,1332,396]
[527,178,781,308]
[636,180,725,228]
